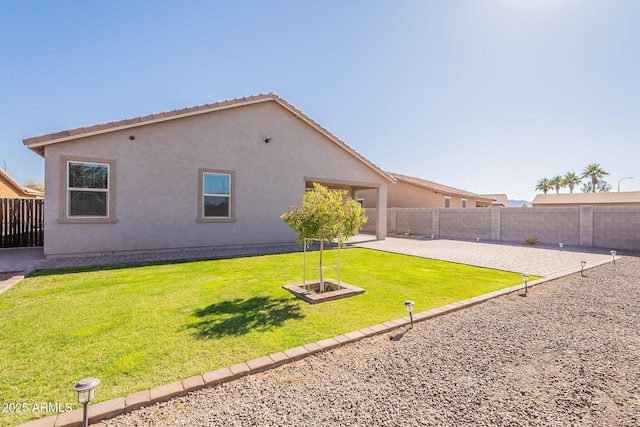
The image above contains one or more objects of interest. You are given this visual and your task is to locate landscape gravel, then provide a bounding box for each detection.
[97,256,640,426]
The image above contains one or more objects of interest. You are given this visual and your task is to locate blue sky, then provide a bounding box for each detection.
[2,0,639,201]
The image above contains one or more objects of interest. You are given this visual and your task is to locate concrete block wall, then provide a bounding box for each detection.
[501,208,581,246]
[360,207,639,251]
[439,209,492,240]
[396,208,434,236]
[593,207,640,251]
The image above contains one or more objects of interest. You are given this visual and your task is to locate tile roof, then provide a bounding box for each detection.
[389,172,494,202]
[22,93,395,183]
[532,192,640,205]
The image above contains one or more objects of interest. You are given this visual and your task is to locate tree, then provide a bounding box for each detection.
[581,180,612,193]
[549,175,565,194]
[281,183,367,292]
[535,177,553,194]
[563,172,581,194]
[582,163,609,193]
[23,179,45,193]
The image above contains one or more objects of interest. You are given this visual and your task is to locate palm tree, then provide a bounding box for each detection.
[582,163,609,193]
[535,177,553,194]
[549,175,565,194]
[563,172,581,194]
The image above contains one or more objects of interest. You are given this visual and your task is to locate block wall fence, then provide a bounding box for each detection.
[362,207,640,251]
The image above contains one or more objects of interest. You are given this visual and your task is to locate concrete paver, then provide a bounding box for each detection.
[351,236,614,276]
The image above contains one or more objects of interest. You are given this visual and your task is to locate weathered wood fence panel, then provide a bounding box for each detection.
[0,198,44,247]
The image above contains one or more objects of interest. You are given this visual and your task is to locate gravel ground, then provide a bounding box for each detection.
[97,256,640,427]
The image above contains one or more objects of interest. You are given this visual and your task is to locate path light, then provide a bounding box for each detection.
[522,273,529,296]
[559,242,564,248]
[476,237,480,242]
[581,261,586,277]
[404,300,415,329]
[610,250,617,264]
[74,377,100,427]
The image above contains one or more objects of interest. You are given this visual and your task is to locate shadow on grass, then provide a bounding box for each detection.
[187,296,304,339]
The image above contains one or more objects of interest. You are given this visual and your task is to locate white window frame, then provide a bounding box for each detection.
[58,157,116,224]
[198,168,235,223]
[66,161,110,218]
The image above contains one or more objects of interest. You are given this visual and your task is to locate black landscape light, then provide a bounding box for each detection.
[404,300,415,329]
[610,250,617,264]
[522,273,529,296]
[74,377,100,427]
[581,261,586,277]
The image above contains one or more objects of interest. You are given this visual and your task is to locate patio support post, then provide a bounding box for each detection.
[376,185,387,240]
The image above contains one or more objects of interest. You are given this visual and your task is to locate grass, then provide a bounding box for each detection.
[0,248,531,424]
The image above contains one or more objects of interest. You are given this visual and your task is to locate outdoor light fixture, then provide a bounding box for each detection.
[73,377,100,427]
[404,300,415,329]
[430,234,434,239]
[610,250,617,264]
[263,137,271,143]
[476,237,480,242]
[522,273,529,296]
[618,176,634,192]
[559,242,564,248]
[581,260,586,277]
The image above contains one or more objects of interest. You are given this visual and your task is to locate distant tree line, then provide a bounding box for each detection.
[535,163,611,194]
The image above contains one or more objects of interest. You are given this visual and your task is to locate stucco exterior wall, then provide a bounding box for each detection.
[357,181,487,209]
[43,102,387,257]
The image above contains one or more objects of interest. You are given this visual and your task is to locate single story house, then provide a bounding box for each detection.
[0,168,43,199]
[532,192,640,207]
[481,193,510,208]
[23,94,393,258]
[357,172,494,209]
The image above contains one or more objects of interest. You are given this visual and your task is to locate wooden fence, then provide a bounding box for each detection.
[0,198,44,248]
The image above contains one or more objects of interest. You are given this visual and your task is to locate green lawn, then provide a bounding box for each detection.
[0,248,528,425]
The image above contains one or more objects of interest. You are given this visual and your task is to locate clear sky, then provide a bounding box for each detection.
[2,0,639,201]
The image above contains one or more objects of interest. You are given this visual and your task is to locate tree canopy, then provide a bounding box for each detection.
[281,183,367,291]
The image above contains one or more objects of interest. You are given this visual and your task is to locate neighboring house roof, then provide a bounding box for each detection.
[532,192,640,206]
[22,93,395,183]
[0,168,44,199]
[481,193,510,207]
[390,172,494,203]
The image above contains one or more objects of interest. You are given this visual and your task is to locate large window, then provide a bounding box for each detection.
[444,197,451,208]
[67,161,109,217]
[201,171,232,219]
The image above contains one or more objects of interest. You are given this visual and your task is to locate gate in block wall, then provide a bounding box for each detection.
[0,198,44,248]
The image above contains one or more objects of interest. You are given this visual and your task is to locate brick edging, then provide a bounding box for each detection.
[17,258,616,427]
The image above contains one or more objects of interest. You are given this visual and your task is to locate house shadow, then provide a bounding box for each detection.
[187,296,304,339]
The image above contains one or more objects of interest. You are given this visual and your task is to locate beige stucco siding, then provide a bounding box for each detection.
[43,102,386,256]
[358,181,485,209]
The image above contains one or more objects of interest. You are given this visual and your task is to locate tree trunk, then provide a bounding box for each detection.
[592,177,597,193]
[319,237,324,293]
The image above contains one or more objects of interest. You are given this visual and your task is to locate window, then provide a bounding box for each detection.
[198,169,234,222]
[67,161,109,217]
[444,197,451,208]
[461,199,467,208]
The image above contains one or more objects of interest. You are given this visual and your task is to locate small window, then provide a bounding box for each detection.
[444,197,451,208]
[198,169,235,222]
[67,161,109,217]
[461,199,467,208]
[203,173,231,217]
